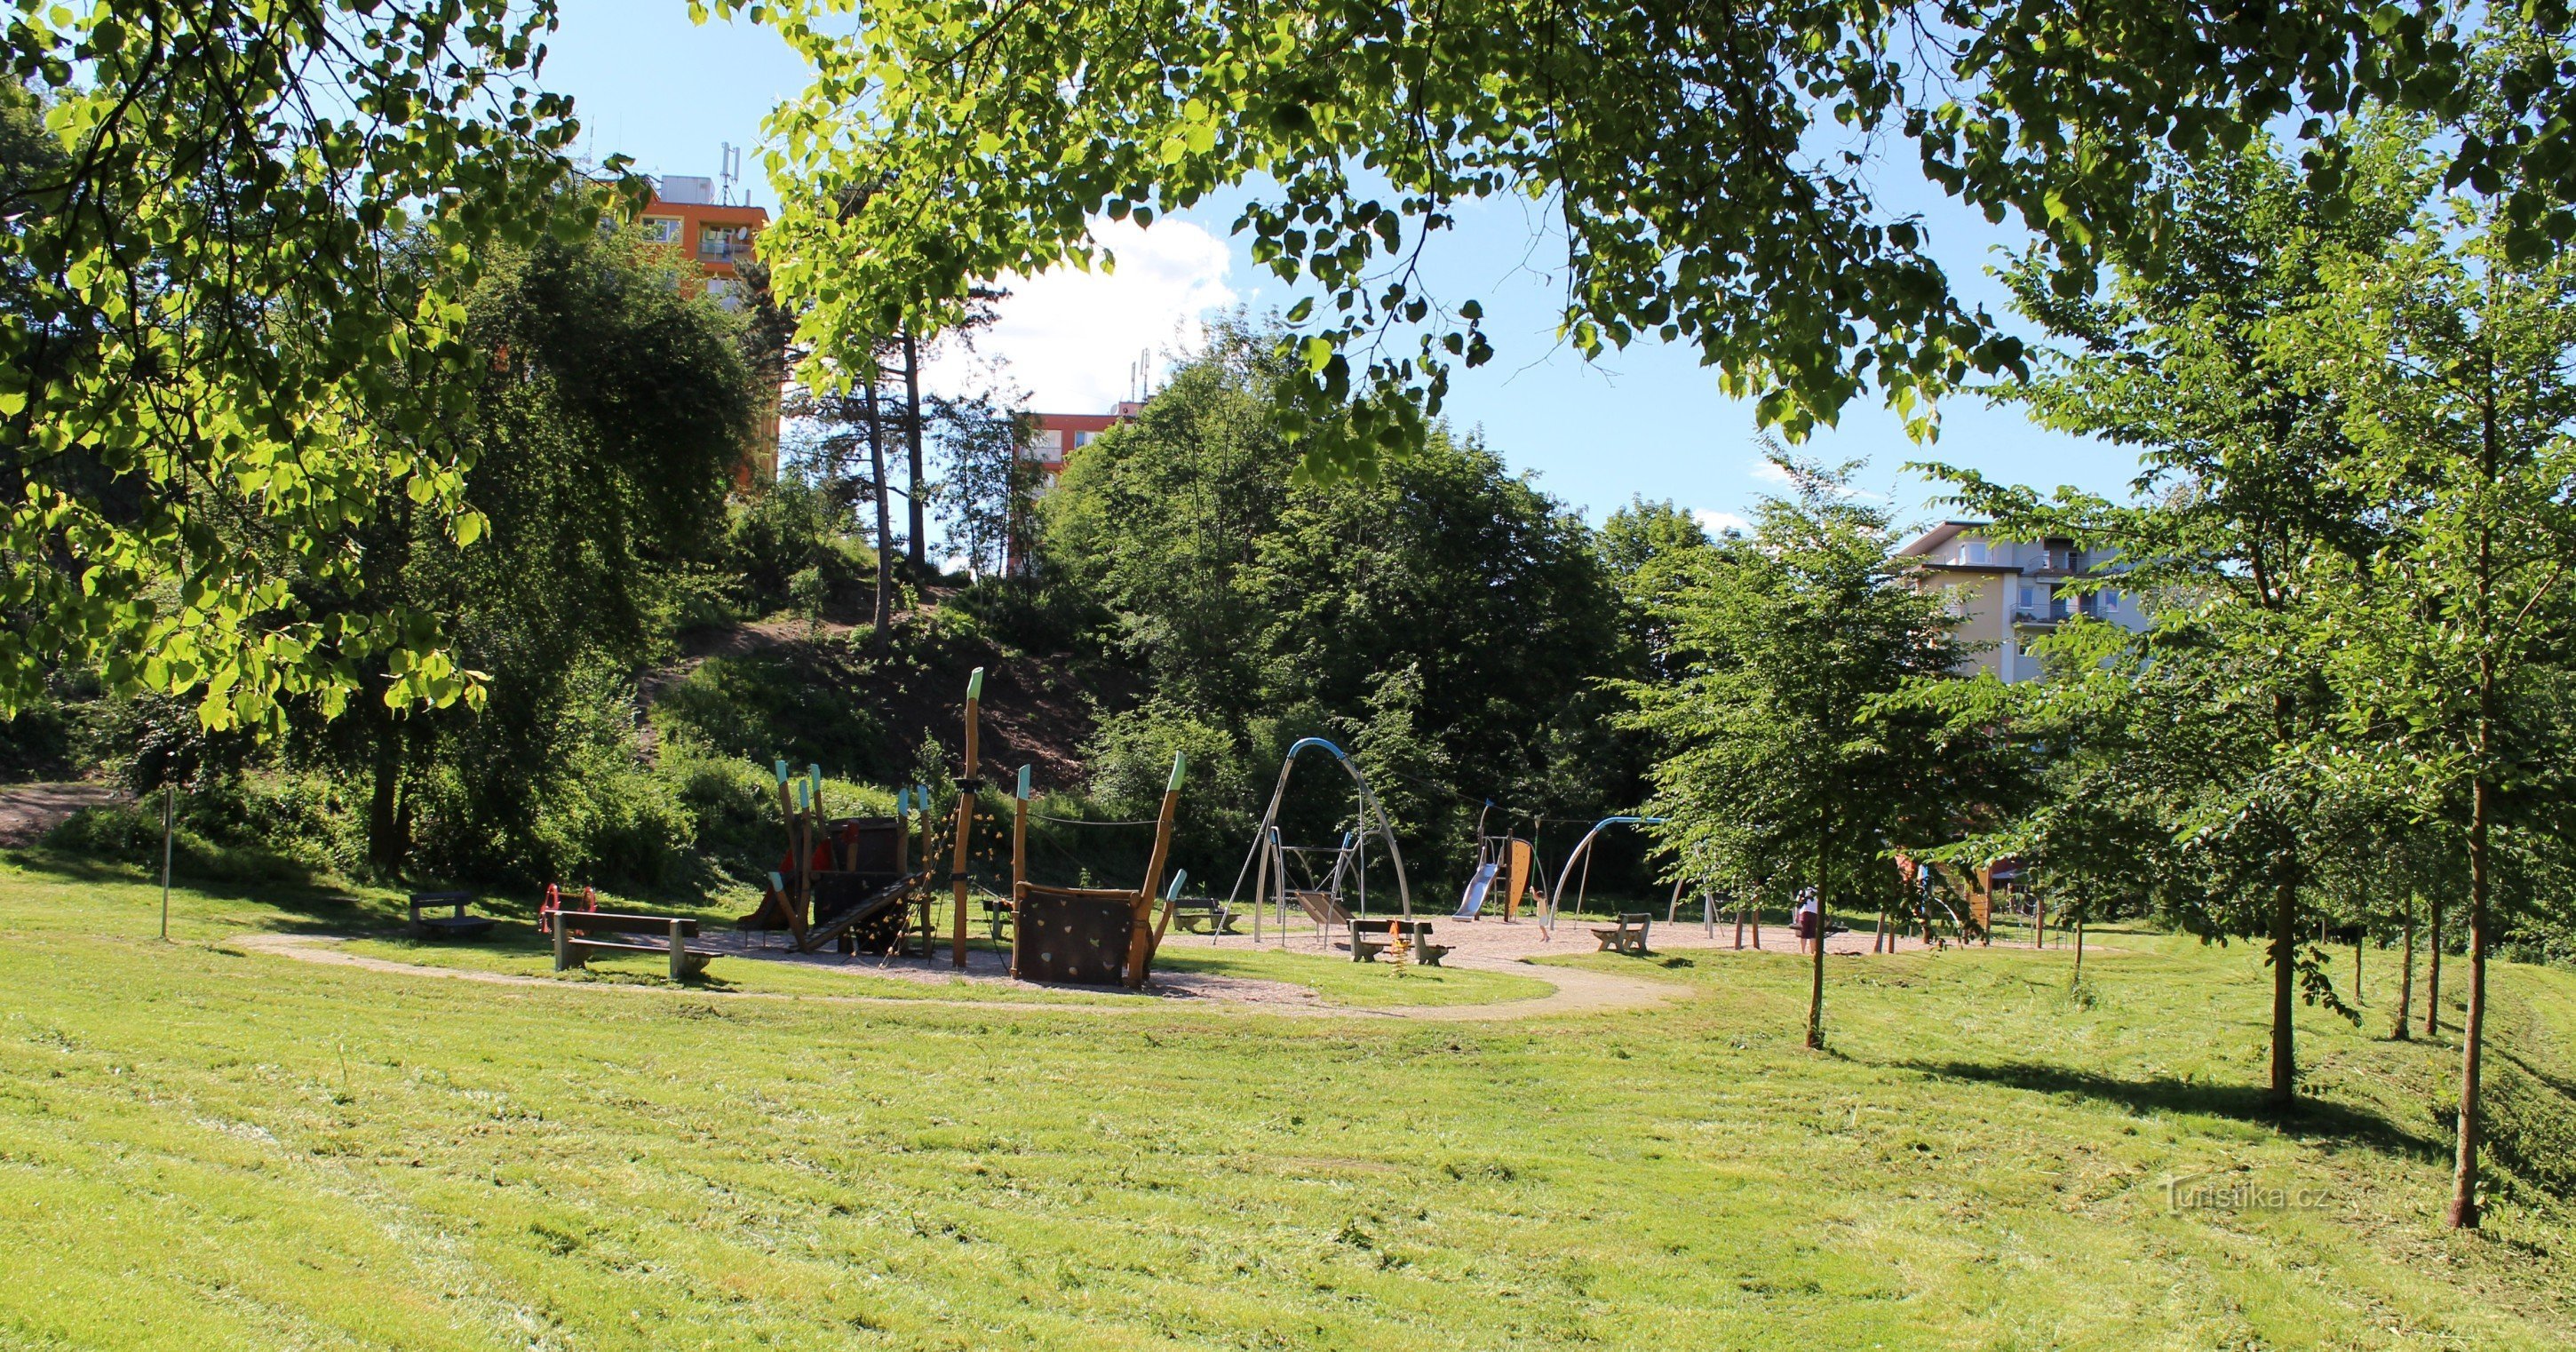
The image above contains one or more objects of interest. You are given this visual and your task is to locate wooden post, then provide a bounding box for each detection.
[894,787,910,877]
[1125,752,1186,988]
[669,919,688,982]
[159,783,173,942]
[553,916,573,972]
[793,772,815,941]
[1010,766,1030,978]
[914,783,933,955]
[771,760,804,944]
[951,668,983,970]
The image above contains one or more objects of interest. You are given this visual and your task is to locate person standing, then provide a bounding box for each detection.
[1794,887,1821,956]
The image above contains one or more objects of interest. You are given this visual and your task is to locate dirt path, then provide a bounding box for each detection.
[0,782,118,847]
[233,933,1686,1023]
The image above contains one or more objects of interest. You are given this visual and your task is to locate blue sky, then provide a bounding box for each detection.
[542,1,2140,533]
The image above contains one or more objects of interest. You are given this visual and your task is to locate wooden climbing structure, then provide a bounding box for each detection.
[1007,753,1188,988]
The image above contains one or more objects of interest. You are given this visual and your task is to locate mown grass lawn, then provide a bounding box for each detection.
[2,850,2570,1349]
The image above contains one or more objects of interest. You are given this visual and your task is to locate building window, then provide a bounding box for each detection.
[699,225,750,260]
[640,217,681,243]
[2019,585,2033,608]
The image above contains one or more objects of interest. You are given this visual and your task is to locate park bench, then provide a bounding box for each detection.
[552,911,715,982]
[1169,899,1242,935]
[409,891,493,941]
[1592,912,1652,956]
[1350,918,1451,966]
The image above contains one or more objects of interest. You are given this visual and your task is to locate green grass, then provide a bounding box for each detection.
[3,850,2572,1348]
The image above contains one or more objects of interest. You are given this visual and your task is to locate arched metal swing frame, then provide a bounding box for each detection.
[1225,737,1412,944]
[1538,815,1670,936]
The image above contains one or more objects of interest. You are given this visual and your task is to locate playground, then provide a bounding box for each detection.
[6,664,2573,1351]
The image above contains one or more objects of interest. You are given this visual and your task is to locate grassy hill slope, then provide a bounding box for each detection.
[1,855,2570,1349]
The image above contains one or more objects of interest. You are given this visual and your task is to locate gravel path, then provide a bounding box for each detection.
[0,782,119,847]
[233,931,1690,1022]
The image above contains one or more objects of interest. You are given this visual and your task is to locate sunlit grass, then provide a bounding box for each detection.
[2,853,2570,1349]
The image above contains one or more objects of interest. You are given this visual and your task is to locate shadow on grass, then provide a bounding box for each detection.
[3,847,398,933]
[1892,1057,2448,1163]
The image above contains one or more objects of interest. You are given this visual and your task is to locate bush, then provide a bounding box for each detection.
[651,654,897,781]
[0,688,84,783]
[43,770,363,885]
[657,732,900,885]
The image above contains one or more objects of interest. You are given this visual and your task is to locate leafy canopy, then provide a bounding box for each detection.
[718,0,2500,477]
[0,2,600,731]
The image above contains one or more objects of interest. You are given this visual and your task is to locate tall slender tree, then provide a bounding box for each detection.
[2294,187,2576,1229]
[1619,457,2008,1048]
[1930,125,2432,1105]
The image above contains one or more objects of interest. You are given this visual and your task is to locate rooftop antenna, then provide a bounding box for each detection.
[720,142,742,206]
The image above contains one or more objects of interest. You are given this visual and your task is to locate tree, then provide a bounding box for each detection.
[1618,458,2007,1048]
[1929,124,2434,1105]
[309,226,752,873]
[0,5,594,732]
[2293,185,2576,1228]
[930,385,1035,580]
[726,0,2497,478]
[1044,318,1637,882]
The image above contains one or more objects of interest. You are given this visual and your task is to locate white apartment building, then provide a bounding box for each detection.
[1897,521,2150,682]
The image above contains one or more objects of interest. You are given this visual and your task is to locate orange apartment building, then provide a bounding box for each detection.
[1005,403,1143,572]
[636,173,779,485]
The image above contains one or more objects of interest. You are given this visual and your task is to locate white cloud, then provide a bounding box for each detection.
[1749,457,1795,487]
[1694,509,1751,537]
[925,217,1237,412]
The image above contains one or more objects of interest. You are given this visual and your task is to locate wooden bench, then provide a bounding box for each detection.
[1169,900,1242,935]
[1592,912,1652,956]
[552,911,715,982]
[1350,918,1451,966]
[409,891,493,941]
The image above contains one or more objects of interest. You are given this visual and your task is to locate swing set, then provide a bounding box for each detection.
[1225,736,1412,950]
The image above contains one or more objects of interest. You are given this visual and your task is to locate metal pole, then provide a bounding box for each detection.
[159,784,173,941]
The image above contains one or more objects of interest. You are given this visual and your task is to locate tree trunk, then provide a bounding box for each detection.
[2392,896,2414,1042]
[1806,839,1827,1050]
[1872,909,1886,953]
[2353,927,2363,1005]
[902,328,927,572]
[2449,775,2492,1229]
[2073,911,2086,982]
[2426,886,2444,1038]
[2033,892,2045,949]
[2268,870,2297,1108]
[1733,900,1745,950]
[367,708,406,876]
[863,372,894,649]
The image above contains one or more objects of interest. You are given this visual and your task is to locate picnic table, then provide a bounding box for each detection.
[1167,899,1242,935]
[1349,918,1451,966]
[1591,912,1652,956]
[409,891,493,941]
[552,911,716,982]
